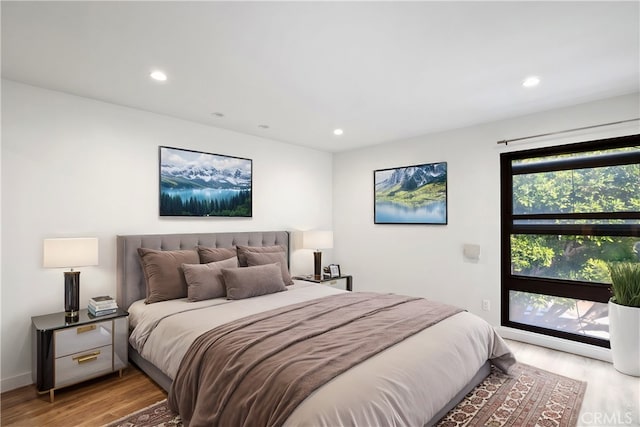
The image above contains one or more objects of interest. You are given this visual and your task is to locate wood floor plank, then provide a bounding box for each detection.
[0,365,166,426]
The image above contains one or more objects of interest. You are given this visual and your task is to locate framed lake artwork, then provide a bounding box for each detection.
[159,146,252,217]
[374,162,447,224]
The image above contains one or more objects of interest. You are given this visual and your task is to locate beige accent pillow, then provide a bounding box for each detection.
[183,257,239,301]
[137,248,199,304]
[236,245,287,267]
[245,251,293,285]
[197,246,237,264]
[221,263,287,300]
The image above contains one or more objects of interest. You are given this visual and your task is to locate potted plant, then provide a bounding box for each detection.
[607,262,640,376]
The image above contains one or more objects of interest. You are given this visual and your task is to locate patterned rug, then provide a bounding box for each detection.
[104,363,586,427]
[435,363,586,427]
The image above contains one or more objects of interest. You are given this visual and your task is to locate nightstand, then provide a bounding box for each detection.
[31,308,128,402]
[295,275,353,291]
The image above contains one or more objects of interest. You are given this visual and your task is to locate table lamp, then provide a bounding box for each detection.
[302,231,333,280]
[43,237,99,321]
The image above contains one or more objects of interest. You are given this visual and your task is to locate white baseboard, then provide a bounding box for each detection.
[496,326,612,363]
[1,371,32,393]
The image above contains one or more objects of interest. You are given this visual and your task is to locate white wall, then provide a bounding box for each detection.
[333,93,639,330]
[2,81,638,391]
[0,80,334,391]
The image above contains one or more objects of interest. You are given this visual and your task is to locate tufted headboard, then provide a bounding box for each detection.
[116,231,290,309]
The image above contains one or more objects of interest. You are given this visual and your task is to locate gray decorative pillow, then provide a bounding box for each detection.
[245,251,293,285]
[137,248,199,304]
[197,246,237,264]
[183,257,239,301]
[221,263,287,300]
[236,245,287,267]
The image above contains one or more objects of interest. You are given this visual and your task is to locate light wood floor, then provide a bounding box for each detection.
[0,365,166,426]
[1,341,638,426]
[504,339,640,426]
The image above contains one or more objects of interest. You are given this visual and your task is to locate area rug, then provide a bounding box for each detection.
[104,363,586,427]
[435,363,586,427]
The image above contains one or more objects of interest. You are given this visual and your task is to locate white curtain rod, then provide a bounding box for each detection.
[496,118,640,145]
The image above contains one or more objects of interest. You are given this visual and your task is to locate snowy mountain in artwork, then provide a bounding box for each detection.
[375,163,446,193]
[160,147,251,190]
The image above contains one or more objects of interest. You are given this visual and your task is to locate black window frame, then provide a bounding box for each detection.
[500,133,640,348]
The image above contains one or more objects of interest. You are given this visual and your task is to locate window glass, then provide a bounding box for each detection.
[512,146,639,166]
[509,291,609,340]
[514,219,640,225]
[511,234,640,283]
[512,164,640,215]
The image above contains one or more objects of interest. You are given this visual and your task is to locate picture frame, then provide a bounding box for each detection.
[374,161,447,224]
[329,264,341,278]
[159,146,252,217]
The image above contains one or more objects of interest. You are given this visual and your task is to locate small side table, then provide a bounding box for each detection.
[295,275,353,291]
[31,308,129,402]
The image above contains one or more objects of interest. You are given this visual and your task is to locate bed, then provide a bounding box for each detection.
[117,231,515,427]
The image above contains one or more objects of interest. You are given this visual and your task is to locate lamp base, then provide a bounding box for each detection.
[65,312,79,323]
[64,271,80,323]
[313,251,322,280]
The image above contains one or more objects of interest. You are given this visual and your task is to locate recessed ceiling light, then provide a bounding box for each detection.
[333,129,344,136]
[150,70,168,81]
[258,124,270,129]
[522,76,540,88]
[211,112,224,117]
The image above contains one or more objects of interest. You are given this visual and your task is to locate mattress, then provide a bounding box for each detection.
[129,281,515,426]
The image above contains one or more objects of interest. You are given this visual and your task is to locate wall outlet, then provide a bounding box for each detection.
[482,299,490,311]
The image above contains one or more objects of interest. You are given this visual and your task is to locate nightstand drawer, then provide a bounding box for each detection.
[55,345,113,388]
[54,320,112,358]
[32,308,129,401]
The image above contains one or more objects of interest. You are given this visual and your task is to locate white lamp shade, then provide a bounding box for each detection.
[43,238,99,268]
[302,231,333,250]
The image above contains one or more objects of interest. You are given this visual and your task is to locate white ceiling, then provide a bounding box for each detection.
[2,1,639,152]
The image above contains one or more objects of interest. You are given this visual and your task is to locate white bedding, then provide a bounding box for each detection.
[129,281,514,426]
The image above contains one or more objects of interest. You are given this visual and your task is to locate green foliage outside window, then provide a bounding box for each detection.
[511,234,638,283]
[513,163,640,215]
[511,158,640,284]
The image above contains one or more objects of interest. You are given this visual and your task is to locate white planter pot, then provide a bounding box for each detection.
[609,300,640,376]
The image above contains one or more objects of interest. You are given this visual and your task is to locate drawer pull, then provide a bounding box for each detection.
[77,325,96,334]
[73,351,101,364]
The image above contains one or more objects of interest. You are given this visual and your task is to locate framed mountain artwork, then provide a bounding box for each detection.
[374,162,447,224]
[159,146,252,217]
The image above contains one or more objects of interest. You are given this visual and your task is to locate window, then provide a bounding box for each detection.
[500,134,640,347]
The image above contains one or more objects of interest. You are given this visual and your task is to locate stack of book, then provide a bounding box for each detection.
[88,296,118,316]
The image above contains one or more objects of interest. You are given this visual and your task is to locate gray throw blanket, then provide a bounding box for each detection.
[168,292,463,427]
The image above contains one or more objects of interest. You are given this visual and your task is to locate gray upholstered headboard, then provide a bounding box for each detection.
[116,231,290,309]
